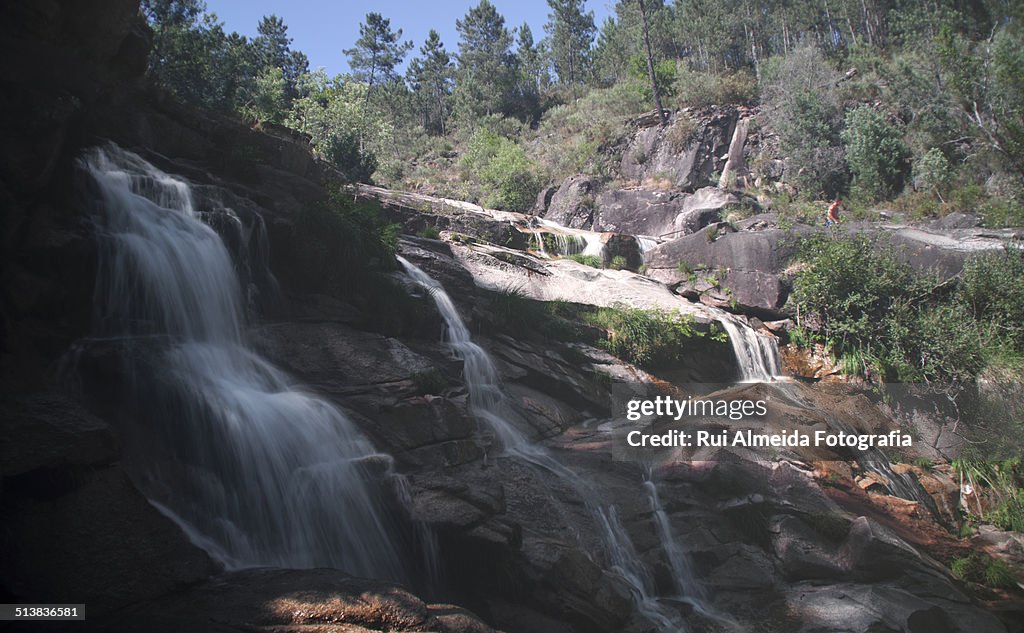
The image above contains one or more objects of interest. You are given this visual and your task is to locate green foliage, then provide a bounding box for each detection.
[608,255,628,270]
[239,66,287,124]
[913,148,952,197]
[567,254,603,267]
[289,194,399,295]
[790,234,996,383]
[762,47,847,199]
[949,553,1019,589]
[286,72,393,181]
[343,12,413,95]
[407,30,455,135]
[410,368,448,395]
[460,128,541,211]
[959,246,1024,348]
[417,225,441,239]
[586,303,702,368]
[674,65,758,107]
[453,0,519,121]
[534,79,648,180]
[545,0,596,93]
[841,106,910,201]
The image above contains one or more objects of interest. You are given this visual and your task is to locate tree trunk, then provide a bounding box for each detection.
[637,0,667,126]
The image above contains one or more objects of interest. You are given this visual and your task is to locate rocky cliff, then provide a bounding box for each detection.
[1,3,1022,633]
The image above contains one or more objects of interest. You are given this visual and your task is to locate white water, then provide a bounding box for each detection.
[400,255,708,631]
[81,145,407,579]
[718,316,781,382]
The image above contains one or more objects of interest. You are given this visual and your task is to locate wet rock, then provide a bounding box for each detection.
[1,467,217,615]
[0,393,117,477]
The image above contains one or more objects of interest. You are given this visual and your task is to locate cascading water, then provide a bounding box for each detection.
[718,316,781,382]
[644,479,705,602]
[79,145,407,579]
[399,255,708,631]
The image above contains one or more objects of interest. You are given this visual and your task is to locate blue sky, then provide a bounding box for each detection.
[204,0,614,76]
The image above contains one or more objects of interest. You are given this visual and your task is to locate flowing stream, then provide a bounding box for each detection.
[79,145,408,579]
[718,315,781,382]
[399,255,712,631]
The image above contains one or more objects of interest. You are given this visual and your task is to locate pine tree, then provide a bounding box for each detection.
[454,0,517,120]
[407,30,454,134]
[253,15,308,101]
[344,13,413,101]
[544,0,596,98]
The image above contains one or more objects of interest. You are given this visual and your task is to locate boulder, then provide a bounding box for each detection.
[620,108,737,191]
[1,467,217,615]
[594,186,735,238]
[544,174,598,229]
[0,393,117,478]
[95,568,498,633]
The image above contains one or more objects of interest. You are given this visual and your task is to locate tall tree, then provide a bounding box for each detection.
[343,13,413,101]
[545,0,596,98]
[454,0,518,120]
[637,0,667,125]
[253,15,308,101]
[407,30,454,134]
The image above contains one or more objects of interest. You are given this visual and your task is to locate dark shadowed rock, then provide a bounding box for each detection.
[532,184,557,215]
[94,568,498,633]
[0,467,217,615]
[0,393,117,477]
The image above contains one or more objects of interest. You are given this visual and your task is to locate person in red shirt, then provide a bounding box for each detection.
[826,198,842,226]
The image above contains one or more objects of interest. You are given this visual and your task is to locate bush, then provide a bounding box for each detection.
[949,553,1019,589]
[587,303,702,367]
[411,369,448,395]
[608,255,629,270]
[790,234,995,383]
[418,225,441,239]
[913,148,952,197]
[841,106,910,201]
[460,128,541,211]
[567,254,603,268]
[289,193,399,295]
[959,246,1024,348]
[761,46,847,198]
[673,66,758,108]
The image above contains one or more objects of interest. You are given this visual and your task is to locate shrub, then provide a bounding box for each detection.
[950,553,1019,589]
[841,106,910,201]
[761,46,847,198]
[461,129,541,211]
[609,255,629,270]
[567,254,603,268]
[418,225,441,239]
[587,304,702,367]
[959,246,1024,348]
[790,234,993,382]
[913,148,952,197]
[289,194,399,295]
[411,369,448,395]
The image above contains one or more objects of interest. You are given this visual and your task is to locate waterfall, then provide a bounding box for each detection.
[637,236,660,263]
[718,316,781,382]
[644,480,705,602]
[79,145,407,580]
[399,255,707,631]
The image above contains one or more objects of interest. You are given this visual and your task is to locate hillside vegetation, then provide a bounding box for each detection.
[143,0,1023,225]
